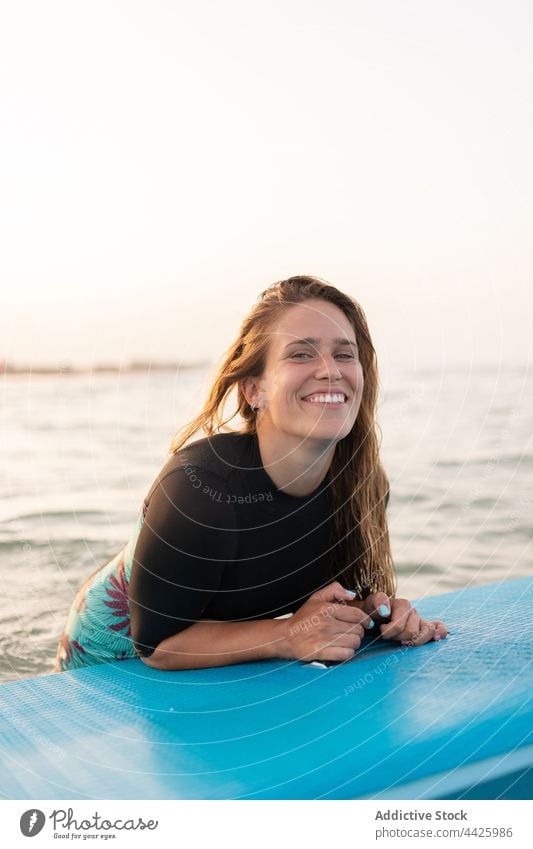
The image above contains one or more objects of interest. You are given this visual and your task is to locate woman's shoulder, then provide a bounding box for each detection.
[144,431,254,505]
[178,430,255,470]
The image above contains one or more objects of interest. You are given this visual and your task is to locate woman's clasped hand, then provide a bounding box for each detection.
[350,590,448,647]
[279,581,448,663]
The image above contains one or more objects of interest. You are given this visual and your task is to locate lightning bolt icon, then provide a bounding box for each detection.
[28,811,37,833]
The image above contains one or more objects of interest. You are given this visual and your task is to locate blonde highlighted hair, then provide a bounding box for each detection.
[169,275,396,601]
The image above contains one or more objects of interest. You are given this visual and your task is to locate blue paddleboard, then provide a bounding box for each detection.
[0,576,531,799]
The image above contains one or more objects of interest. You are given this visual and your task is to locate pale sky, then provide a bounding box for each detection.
[1,0,532,371]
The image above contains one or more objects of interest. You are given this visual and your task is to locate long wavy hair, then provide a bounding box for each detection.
[169,275,396,601]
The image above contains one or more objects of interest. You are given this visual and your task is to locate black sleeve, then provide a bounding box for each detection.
[128,465,238,658]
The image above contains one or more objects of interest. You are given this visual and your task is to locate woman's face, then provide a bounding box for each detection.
[248,299,364,444]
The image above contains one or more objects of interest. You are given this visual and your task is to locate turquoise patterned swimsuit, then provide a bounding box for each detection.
[53,504,147,672]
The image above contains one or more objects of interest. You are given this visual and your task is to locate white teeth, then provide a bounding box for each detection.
[304,393,345,404]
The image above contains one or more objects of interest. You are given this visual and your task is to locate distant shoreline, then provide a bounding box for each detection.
[0,361,210,377]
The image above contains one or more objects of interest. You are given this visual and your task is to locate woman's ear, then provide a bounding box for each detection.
[240,377,257,408]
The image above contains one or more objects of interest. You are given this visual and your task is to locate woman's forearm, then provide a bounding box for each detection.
[139,617,291,670]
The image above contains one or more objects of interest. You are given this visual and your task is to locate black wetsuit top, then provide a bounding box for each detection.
[128,431,339,658]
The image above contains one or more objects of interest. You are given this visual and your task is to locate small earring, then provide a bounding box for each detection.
[250,404,257,412]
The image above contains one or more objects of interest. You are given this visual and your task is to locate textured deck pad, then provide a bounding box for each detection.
[0,576,531,799]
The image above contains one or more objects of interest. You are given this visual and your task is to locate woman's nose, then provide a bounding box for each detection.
[313,354,342,378]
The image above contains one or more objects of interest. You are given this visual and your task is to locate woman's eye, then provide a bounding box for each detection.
[291,352,355,360]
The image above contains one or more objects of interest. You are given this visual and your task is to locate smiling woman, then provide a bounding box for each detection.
[54,275,446,673]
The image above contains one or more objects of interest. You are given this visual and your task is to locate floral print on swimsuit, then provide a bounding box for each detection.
[53,504,147,672]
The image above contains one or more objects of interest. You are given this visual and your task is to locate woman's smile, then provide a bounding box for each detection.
[301,391,348,409]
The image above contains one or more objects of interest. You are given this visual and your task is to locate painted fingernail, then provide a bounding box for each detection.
[364,618,375,629]
[379,604,390,616]
[434,633,442,641]
[344,590,356,598]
